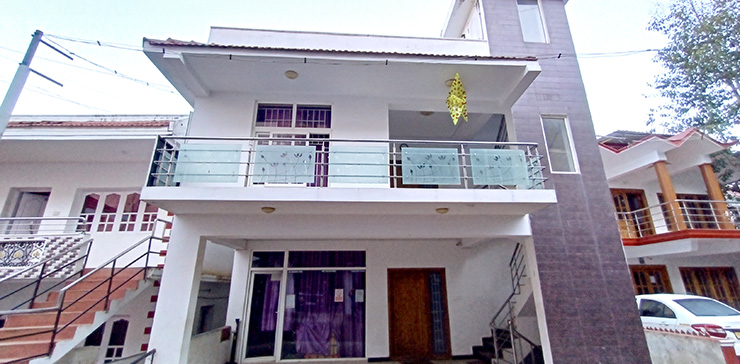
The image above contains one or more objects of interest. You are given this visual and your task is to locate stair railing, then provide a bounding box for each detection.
[0,233,93,311]
[488,243,541,364]
[0,218,170,364]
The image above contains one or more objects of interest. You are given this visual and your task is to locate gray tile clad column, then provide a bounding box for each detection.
[481,0,651,362]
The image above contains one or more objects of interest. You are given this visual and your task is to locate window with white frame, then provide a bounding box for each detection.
[541,116,578,173]
[254,103,332,187]
[517,0,548,43]
[79,192,160,232]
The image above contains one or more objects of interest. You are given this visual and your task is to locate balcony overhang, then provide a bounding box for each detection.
[623,229,740,259]
[143,36,540,110]
[141,186,556,216]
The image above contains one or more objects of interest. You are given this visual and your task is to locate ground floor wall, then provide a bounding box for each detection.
[233,238,522,360]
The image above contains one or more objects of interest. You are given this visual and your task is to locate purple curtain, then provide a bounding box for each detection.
[260,279,281,331]
[283,270,365,358]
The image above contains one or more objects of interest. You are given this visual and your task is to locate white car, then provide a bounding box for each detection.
[636,294,740,353]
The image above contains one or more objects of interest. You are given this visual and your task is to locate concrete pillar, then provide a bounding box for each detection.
[149,221,206,364]
[225,248,250,360]
[699,163,734,230]
[654,160,686,231]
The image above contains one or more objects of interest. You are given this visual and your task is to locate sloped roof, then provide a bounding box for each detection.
[144,38,538,62]
[598,128,735,154]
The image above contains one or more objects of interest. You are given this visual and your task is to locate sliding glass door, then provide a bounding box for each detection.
[244,251,366,361]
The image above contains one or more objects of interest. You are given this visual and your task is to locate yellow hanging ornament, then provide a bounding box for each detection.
[446,73,468,125]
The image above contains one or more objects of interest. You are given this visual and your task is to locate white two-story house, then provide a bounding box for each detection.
[140,1,650,364]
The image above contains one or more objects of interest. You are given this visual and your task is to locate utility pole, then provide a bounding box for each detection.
[0,30,43,138]
[0,30,71,138]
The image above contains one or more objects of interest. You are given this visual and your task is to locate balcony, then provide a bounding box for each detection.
[616,199,740,249]
[141,136,557,216]
[0,217,90,279]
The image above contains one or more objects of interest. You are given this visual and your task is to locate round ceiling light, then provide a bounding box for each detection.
[285,70,299,79]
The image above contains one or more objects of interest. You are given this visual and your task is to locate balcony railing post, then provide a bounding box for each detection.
[460,143,470,189]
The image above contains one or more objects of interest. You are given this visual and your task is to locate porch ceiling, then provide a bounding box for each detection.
[141,186,556,217]
[144,46,541,110]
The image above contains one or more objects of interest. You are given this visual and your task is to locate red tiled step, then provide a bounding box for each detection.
[45,285,129,304]
[3,310,95,328]
[31,298,106,312]
[79,268,145,281]
[0,325,77,342]
[58,277,141,292]
[0,340,52,360]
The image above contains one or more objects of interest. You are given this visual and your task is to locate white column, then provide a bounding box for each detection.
[150,221,206,364]
[226,248,250,356]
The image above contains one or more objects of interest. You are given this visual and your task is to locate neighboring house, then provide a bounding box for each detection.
[137,1,650,364]
[0,115,187,363]
[599,129,740,309]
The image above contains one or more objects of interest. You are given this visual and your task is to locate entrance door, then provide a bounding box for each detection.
[388,268,451,361]
[245,272,282,359]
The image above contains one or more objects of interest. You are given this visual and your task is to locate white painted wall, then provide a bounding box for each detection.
[233,238,522,358]
[0,160,169,267]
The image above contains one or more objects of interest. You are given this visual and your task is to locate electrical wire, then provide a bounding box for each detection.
[0,77,111,112]
[0,41,176,93]
[45,34,142,52]
[41,37,176,93]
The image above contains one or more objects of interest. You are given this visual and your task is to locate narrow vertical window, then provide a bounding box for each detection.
[119,193,140,232]
[140,203,158,232]
[541,116,578,173]
[79,194,100,232]
[517,0,547,43]
[98,194,120,232]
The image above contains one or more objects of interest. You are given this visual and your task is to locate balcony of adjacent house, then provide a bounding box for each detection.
[616,198,740,247]
[140,118,556,216]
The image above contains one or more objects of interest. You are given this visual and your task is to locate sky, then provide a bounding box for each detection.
[0,0,669,136]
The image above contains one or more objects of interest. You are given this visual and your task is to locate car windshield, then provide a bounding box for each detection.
[675,298,740,317]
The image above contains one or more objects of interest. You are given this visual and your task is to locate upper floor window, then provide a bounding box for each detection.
[79,192,159,232]
[541,116,578,173]
[517,0,548,43]
[256,104,331,129]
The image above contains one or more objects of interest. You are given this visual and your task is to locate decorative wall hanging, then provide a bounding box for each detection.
[446,73,468,125]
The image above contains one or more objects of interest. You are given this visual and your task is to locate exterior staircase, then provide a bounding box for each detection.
[473,243,544,364]
[0,216,167,364]
[0,269,149,364]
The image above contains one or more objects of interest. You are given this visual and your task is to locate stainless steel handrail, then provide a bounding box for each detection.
[148,135,548,190]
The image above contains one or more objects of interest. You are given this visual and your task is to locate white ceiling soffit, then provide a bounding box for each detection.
[144,46,540,109]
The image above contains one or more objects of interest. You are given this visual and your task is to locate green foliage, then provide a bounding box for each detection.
[649,0,740,141]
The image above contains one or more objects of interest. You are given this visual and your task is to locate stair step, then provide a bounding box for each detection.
[0,340,52,360]
[46,285,130,303]
[472,345,499,364]
[0,325,77,342]
[31,298,106,312]
[59,277,141,292]
[81,268,144,281]
[3,310,96,328]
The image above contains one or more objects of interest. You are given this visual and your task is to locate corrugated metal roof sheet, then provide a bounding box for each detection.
[8,121,171,128]
[144,38,538,62]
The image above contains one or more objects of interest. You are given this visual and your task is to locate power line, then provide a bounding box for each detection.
[45,34,142,52]
[0,77,110,112]
[0,41,176,93]
[42,37,176,93]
